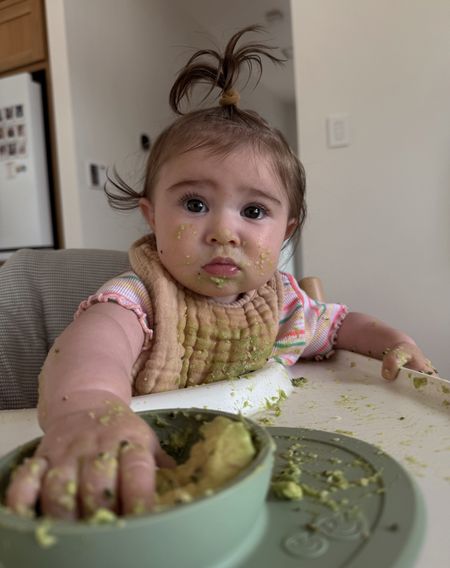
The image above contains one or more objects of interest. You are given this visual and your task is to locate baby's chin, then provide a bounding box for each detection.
[185,276,274,303]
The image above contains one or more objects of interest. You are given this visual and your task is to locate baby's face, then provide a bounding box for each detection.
[140,146,295,303]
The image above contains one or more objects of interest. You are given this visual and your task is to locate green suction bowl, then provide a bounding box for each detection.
[0,409,275,568]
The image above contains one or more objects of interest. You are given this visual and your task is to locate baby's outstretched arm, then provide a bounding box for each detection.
[6,303,172,519]
[335,312,435,379]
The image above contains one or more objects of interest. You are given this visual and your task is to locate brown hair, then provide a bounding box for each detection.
[106,25,306,249]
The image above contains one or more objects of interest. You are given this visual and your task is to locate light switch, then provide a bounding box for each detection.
[87,161,108,189]
[326,114,350,148]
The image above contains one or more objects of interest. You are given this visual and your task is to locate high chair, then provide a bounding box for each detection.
[0,247,130,409]
[298,276,325,302]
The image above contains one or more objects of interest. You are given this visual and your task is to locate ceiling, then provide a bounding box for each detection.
[174,0,295,103]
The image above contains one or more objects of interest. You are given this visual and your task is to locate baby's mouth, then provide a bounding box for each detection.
[202,257,240,277]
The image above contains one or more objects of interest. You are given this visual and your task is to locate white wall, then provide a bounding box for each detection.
[46,0,295,261]
[291,0,450,376]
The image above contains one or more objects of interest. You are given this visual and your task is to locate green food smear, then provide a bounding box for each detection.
[334,429,355,437]
[270,437,383,518]
[271,480,303,500]
[88,508,118,524]
[291,377,308,387]
[35,521,57,548]
[413,377,428,389]
[264,389,288,417]
[209,276,228,288]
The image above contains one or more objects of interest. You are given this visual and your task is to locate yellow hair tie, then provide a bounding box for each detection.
[219,88,240,107]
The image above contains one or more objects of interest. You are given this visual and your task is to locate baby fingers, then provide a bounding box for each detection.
[79,451,119,518]
[5,456,47,517]
[155,445,177,469]
[119,442,157,516]
[40,463,79,520]
[382,347,412,380]
[382,342,435,380]
[421,358,439,376]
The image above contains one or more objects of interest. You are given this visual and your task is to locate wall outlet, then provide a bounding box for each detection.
[87,161,108,189]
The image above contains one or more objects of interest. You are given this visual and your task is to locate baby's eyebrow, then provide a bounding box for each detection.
[166,179,208,192]
[246,187,283,207]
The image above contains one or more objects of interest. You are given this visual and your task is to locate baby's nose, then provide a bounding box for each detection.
[207,227,240,246]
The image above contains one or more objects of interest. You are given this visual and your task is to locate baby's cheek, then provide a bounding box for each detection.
[174,223,198,241]
[171,224,199,264]
[249,246,277,275]
[176,250,197,270]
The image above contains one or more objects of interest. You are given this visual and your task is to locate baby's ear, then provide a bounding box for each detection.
[284,218,298,240]
[139,198,156,231]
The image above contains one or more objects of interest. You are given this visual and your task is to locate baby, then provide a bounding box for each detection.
[6,26,433,520]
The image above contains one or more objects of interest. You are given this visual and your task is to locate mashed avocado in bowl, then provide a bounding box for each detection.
[0,409,275,568]
[155,414,258,508]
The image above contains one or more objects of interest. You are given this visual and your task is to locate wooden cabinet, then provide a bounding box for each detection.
[0,0,46,74]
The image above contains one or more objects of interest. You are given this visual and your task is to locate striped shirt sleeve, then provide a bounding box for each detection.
[75,271,153,348]
[271,272,348,366]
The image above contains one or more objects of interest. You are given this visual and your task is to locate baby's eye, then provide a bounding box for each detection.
[242,205,267,220]
[184,198,208,213]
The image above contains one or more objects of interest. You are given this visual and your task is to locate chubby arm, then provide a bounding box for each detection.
[335,312,435,379]
[7,302,173,520]
[37,301,143,428]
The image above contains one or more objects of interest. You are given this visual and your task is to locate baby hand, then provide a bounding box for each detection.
[5,401,174,520]
[381,342,437,380]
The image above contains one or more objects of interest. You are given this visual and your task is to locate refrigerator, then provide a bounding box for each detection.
[0,73,54,261]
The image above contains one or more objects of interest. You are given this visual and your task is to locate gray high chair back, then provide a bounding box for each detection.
[0,248,129,409]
